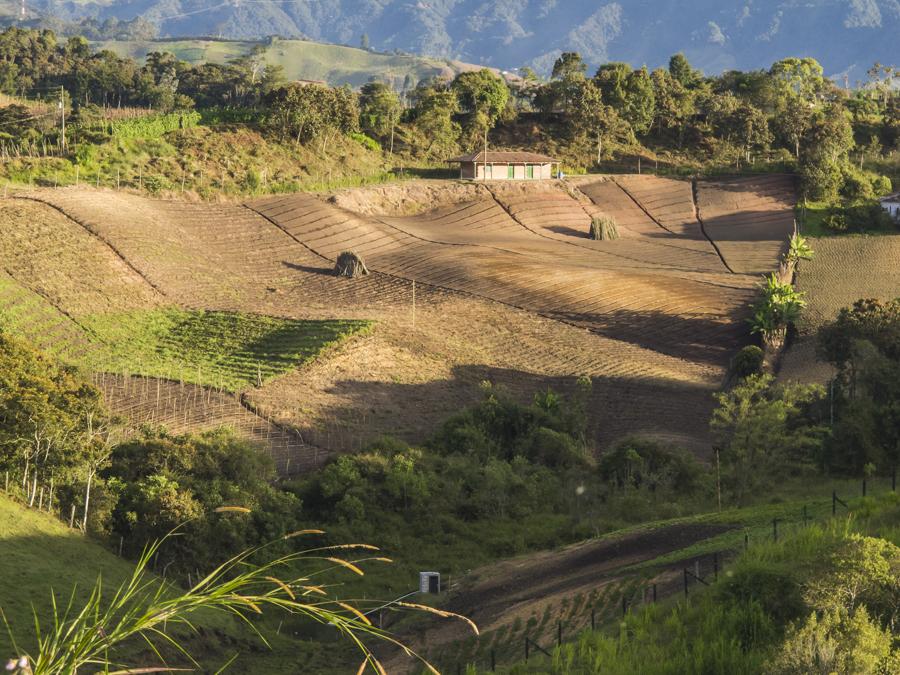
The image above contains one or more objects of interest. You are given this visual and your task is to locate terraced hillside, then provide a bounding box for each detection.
[779,234,900,385]
[3,174,795,467]
[695,174,797,275]
[0,199,359,469]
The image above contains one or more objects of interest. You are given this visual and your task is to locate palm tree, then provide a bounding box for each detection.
[749,273,807,345]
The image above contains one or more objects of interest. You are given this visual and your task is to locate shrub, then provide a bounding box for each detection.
[243,168,262,192]
[732,345,765,378]
[823,211,848,232]
[872,175,892,197]
[349,132,381,152]
[840,166,875,202]
[522,426,589,468]
[142,174,172,194]
[597,437,706,493]
[104,428,299,576]
[716,562,804,631]
[764,607,894,675]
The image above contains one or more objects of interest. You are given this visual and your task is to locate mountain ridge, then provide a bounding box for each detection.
[17,1,900,79]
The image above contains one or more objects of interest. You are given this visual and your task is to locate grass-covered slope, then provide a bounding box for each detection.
[2,126,393,199]
[94,38,458,88]
[0,495,359,672]
[467,492,900,674]
[79,308,370,391]
[0,495,158,662]
[0,200,370,392]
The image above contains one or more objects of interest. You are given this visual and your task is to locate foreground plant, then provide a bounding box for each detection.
[2,528,477,674]
[783,232,814,266]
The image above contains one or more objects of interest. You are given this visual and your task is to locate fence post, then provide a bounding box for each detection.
[713,553,719,582]
[683,568,689,597]
[558,620,562,646]
[591,608,595,630]
[524,637,529,662]
[491,649,496,672]
[744,531,749,550]
[652,584,657,602]
[622,596,627,616]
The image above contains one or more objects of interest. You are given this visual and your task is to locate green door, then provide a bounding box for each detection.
[507,165,514,179]
[526,165,534,179]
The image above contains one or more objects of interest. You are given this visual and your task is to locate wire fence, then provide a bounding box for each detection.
[418,474,898,674]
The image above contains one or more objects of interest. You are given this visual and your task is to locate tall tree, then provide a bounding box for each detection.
[550,51,587,112]
[410,79,461,159]
[568,79,614,164]
[668,52,701,88]
[359,81,401,151]
[799,105,855,201]
[451,69,509,145]
[651,68,695,146]
[623,66,656,135]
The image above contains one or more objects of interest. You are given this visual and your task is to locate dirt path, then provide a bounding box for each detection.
[382,521,734,672]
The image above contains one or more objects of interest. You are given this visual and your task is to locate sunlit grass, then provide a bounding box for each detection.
[78,308,370,391]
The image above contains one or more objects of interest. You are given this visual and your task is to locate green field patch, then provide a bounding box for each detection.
[79,308,370,391]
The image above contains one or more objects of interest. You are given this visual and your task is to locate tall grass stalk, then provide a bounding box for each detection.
[2,530,476,674]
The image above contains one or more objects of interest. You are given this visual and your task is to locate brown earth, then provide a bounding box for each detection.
[381,521,735,672]
[4,173,795,470]
[694,174,797,275]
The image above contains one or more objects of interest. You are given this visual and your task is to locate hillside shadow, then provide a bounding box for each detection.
[698,173,797,197]
[281,261,334,275]
[700,209,796,242]
[277,362,719,466]
[547,224,589,238]
[544,306,752,368]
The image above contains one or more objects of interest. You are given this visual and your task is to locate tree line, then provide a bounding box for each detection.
[1,27,897,203]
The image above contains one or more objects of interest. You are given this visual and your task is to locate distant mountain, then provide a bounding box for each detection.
[23,1,900,79]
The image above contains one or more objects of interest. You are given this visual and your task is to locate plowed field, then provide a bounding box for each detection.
[4,174,796,467]
[695,174,797,275]
[779,234,900,384]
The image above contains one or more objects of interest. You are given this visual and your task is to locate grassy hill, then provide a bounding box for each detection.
[95,38,461,88]
[0,494,142,653]
[0,495,376,672]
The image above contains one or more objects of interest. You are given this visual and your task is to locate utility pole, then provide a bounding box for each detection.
[483,126,488,181]
[59,86,66,150]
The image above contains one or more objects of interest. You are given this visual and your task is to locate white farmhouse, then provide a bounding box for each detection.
[448,151,560,180]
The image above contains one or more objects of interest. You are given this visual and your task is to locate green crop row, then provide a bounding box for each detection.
[109,111,202,140]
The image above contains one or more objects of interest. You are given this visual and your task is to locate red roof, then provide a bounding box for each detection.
[448,151,558,164]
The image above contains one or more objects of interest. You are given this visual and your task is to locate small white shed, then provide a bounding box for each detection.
[880,192,900,220]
